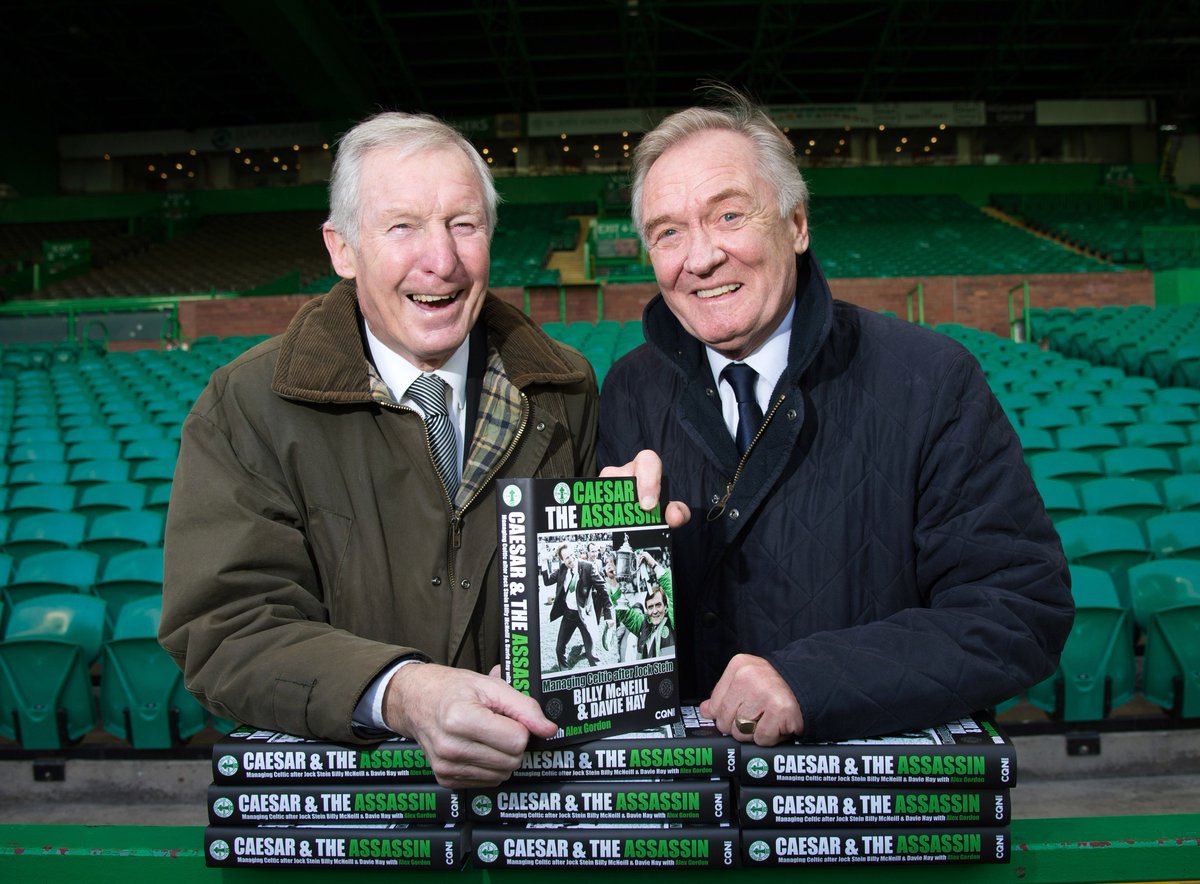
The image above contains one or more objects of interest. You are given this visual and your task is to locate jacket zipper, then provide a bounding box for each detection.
[387,394,531,588]
[707,392,787,522]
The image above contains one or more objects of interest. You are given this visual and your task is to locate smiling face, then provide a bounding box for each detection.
[645,588,667,626]
[639,129,809,360]
[323,144,491,371]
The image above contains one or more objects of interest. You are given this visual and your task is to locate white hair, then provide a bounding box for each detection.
[631,85,808,241]
[326,111,498,248]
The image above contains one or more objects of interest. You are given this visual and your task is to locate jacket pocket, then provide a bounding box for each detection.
[306,504,353,616]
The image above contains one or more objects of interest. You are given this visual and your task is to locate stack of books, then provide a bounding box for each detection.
[201,710,1014,869]
[202,728,466,870]
[734,711,1014,866]
[466,708,739,868]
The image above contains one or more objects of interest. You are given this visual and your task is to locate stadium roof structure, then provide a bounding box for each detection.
[5,0,1200,136]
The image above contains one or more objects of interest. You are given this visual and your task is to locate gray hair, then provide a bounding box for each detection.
[326,111,498,248]
[630,86,808,241]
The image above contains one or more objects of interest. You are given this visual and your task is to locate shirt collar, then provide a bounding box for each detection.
[705,299,795,396]
[364,323,470,413]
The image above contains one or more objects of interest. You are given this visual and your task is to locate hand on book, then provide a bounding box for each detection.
[600,449,691,528]
[699,653,805,746]
[381,662,557,788]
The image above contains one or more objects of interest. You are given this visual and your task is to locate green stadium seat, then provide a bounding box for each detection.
[1163,474,1200,513]
[79,510,164,563]
[1117,376,1161,394]
[1176,445,1200,474]
[1156,386,1200,408]
[64,440,123,463]
[1146,512,1200,560]
[131,458,175,494]
[1171,345,1200,388]
[6,441,67,465]
[3,511,87,561]
[3,483,77,520]
[9,427,61,446]
[74,482,148,524]
[7,460,70,487]
[0,593,106,749]
[1143,404,1198,426]
[1128,559,1200,631]
[62,425,115,445]
[1036,478,1083,523]
[1079,477,1165,526]
[1127,561,1200,717]
[100,597,209,748]
[122,439,179,462]
[3,549,102,609]
[1081,405,1140,428]
[1056,425,1121,455]
[1100,389,1154,409]
[1030,451,1105,489]
[1016,426,1056,455]
[90,548,164,633]
[68,458,133,488]
[113,423,166,444]
[1122,422,1190,459]
[1055,515,1151,607]
[1022,406,1080,431]
[1045,390,1098,410]
[1025,566,1135,721]
[1101,446,1177,484]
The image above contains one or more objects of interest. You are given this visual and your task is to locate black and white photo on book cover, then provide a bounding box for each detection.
[498,476,680,745]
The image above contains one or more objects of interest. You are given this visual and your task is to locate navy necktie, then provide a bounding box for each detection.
[721,363,763,456]
[407,373,459,494]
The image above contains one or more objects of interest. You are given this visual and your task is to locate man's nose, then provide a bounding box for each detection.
[421,225,459,277]
[682,226,724,276]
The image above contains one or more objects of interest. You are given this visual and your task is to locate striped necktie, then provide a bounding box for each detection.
[407,373,458,494]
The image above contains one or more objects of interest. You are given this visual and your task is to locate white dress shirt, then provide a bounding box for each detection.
[364,323,470,467]
[705,306,794,442]
[352,325,473,732]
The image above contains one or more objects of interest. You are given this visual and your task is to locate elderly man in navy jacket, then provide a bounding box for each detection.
[598,88,1073,746]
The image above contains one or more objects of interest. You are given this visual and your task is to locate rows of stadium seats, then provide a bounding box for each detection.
[540,319,645,387]
[0,342,271,751]
[0,591,216,751]
[939,322,1200,723]
[810,196,1114,277]
[992,192,1200,267]
[489,204,580,288]
[20,212,332,300]
[1030,305,1200,388]
[3,311,1193,751]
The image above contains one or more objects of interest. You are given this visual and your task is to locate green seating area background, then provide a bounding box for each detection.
[941,312,1200,723]
[6,181,1199,305]
[993,193,1200,269]
[2,299,1199,755]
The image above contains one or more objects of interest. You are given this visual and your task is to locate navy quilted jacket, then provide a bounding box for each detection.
[598,253,1073,741]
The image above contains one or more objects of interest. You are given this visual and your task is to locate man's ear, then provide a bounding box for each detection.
[323,223,358,279]
[791,207,810,255]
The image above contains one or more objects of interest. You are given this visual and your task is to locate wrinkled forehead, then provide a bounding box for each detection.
[641,130,774,218]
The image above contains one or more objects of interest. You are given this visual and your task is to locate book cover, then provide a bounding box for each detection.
[207,783,462,825]
[468,779,732,824]
[211,728,434,784]
[738,714,1017,788]
[510,713,735,781]
[741,827,1010,866]
[497,476,680,745]
[204,824,465,869]
[471,824,739,868]
[738,786,1010,827]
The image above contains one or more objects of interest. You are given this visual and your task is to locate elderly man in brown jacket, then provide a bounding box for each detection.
[160,111,678,788]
